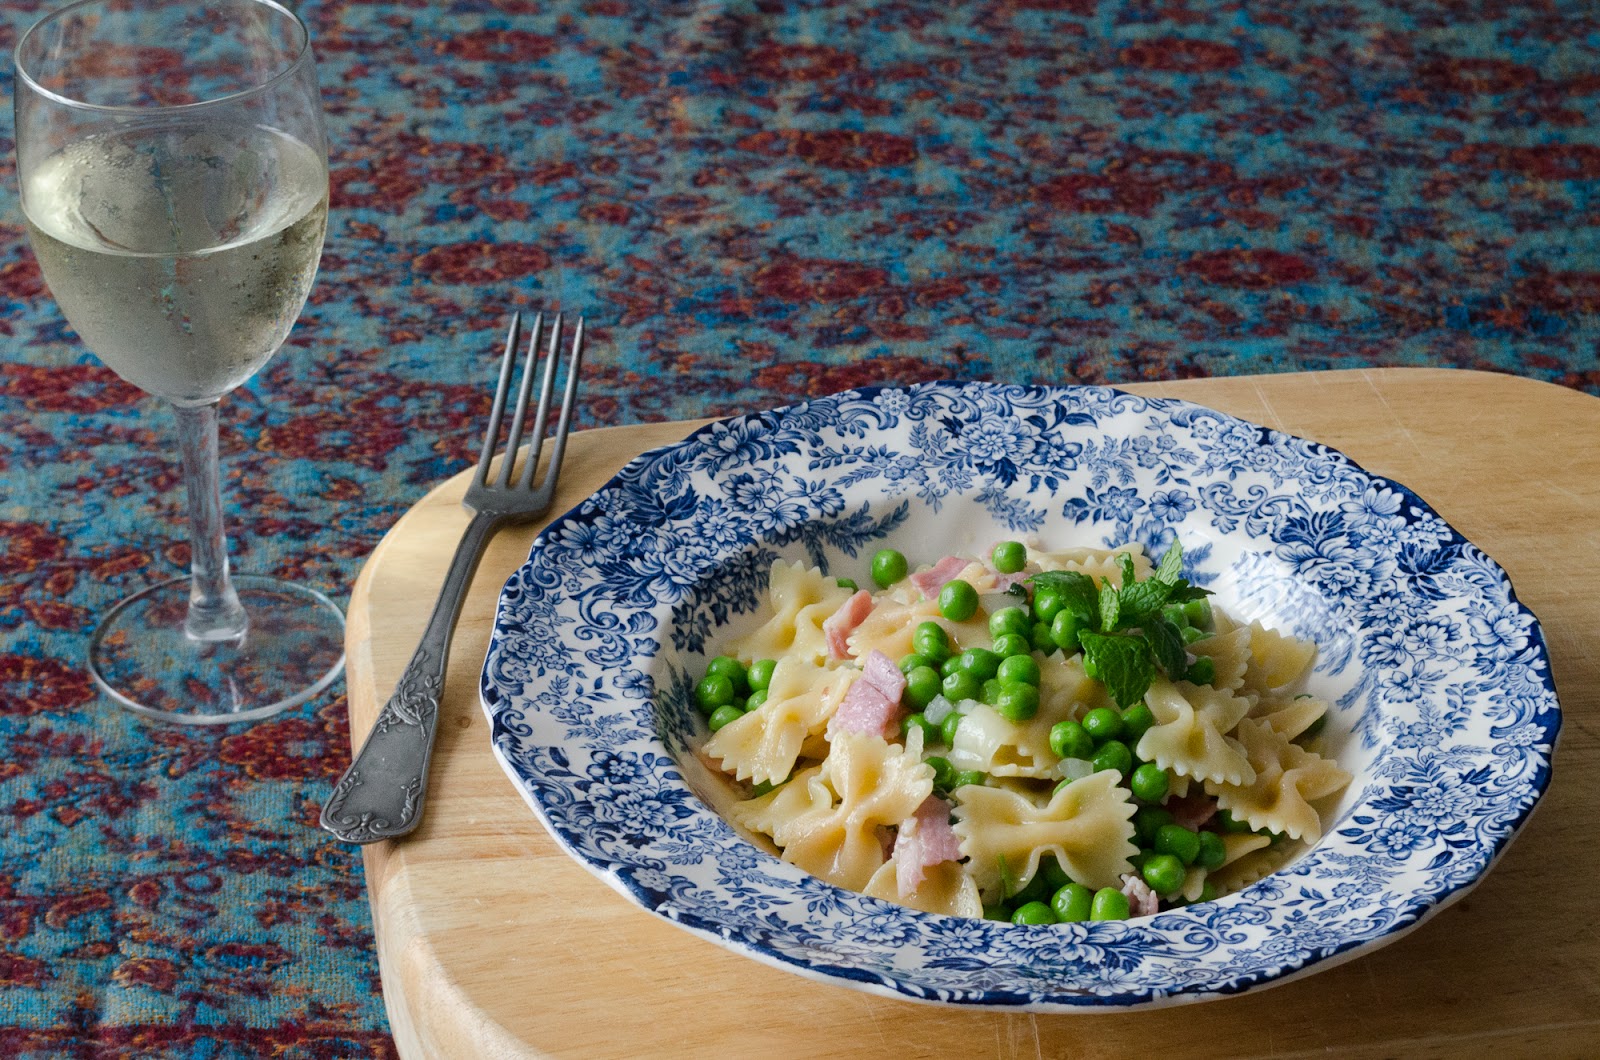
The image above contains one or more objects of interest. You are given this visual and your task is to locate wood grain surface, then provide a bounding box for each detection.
[344,369,1600,1060]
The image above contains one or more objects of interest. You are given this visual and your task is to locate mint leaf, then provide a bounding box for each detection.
[1118,551,1138,588]
[1030,570,1099,623]
[1098,581,1121,632]
[1118,577,1174,624]
[1079,631,1155,709]
[1145,617,1189,678]
[1165,578,1214,603]
[1154,540,1183,585]
[997,853,1016,899]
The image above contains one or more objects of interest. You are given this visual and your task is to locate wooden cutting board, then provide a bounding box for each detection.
[345,368,1600,1059]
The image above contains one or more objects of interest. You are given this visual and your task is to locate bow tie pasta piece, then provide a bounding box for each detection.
[1136,677,1255,787]
[864,858,983,918]
[732,561,855,667]
[948,700,1077,780]
[1241,622,1318,697]
[731,731,935,892]
[1031,544,1150,586]
[1251,694,1328,740]
[1205,718,1351,844]
[952,769,1137,898]
[705,659,857,785]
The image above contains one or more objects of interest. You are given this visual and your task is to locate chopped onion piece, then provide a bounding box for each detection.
[1057,758,1095,782]
[924,695,955,726]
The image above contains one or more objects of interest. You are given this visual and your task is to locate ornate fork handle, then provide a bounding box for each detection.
[321,511,501,843]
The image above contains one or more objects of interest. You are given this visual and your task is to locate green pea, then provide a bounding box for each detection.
[1092,740,1133,777]
[1182,625,1209,644]
[904,665,942,708]
[706,655,748,695]
[994,683,1040,723]
[750,778,778,797]
[997,654,1041,686]
[983,903,1012,922]
[1127,849,1150,871]
[942,670,981,703]
[1184,597,1213,630]
[871,548,908,588]
[1033,589,1065,624]
[1012,900,1057,926]
[1217,809,1253,834]
[1030,620,1058,656]
[899,652,933,674]
[1040,855,1072,893]
[1050,609,1086,653]
[1199,880,1218,903]
[951,769,986,790]
[912,621,951,662]
[902,712,940,744]
[1051,882,1094,922]
[707,704,743,732]
[1154,824,1202,866]
[980,678,1003,705]
[1142,853,1186,896]
[992,540,1027,574]
[1186,656,1217,686]
[940,654,962,678]
[1081,707,1125,744]
[1135,806,1175,846]
[1121,703,1156,745]
[925,755,955,791]
[1049,719,1094,760]
[989,606,1032,640]
[1090,887,1131,921]
[694,673,735,712]
[744,689,769,712]
[747,658,777,693]
[1011,866,1055,906]
[1129,763,1169,803]
[956,647,1001,681]
[1197,829,1227,871]
[991,633,1031,659]
[728,696,747,713]
[940,710,964,746]
[837,577,859,591]
[1161,603,1189,629]
[939,579,979,622]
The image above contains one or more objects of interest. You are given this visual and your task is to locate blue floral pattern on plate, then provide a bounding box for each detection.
[480,381,1559,1009]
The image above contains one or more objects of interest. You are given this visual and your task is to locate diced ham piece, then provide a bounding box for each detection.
[894,796,962,897]
[826,649,907,739]
[827,677,898,740]
[991,567,1032,591]
[1121,873,1160,918]
[823,588,874,660]
[909,555,970,599]
[861,649,906,703]
[1166,791,1218,832]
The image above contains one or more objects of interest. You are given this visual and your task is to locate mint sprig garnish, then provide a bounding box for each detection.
[1029,540,1213,709]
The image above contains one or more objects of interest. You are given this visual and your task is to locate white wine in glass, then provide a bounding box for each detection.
[15,0,345,723]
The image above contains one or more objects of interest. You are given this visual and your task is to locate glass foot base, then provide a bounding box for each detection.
[89,574,346,725]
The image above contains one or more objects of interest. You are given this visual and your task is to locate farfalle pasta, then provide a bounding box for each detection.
[695,539,1350,924]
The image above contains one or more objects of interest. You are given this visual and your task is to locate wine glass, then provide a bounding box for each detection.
[14,0,344,724]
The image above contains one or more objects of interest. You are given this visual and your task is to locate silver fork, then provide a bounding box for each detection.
[321,311,584,844]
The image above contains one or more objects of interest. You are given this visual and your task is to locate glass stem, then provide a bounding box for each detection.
[175,401,248,642]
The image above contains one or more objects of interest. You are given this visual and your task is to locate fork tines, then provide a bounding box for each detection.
[475,311,585,492]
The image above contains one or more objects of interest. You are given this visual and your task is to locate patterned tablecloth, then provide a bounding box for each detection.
[2,0,1598,1053]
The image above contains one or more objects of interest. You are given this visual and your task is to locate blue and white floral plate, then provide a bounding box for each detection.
[480,381,1560,1010]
